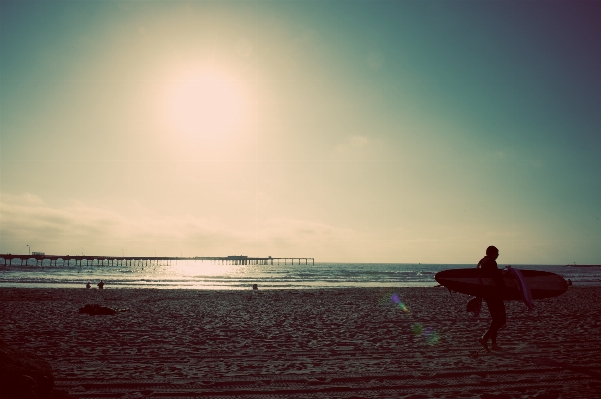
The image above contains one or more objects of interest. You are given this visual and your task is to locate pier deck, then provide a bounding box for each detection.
[0,254,314,267]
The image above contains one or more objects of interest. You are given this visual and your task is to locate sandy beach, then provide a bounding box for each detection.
[1,286,600,398]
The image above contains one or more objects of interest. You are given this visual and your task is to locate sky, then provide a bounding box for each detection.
[1,0,600,264]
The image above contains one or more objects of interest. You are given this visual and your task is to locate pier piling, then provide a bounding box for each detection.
[1,254,315,268]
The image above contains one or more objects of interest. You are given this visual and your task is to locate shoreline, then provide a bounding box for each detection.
[2,280,600,290]
[0,282,443,290]
[2,286,600,398]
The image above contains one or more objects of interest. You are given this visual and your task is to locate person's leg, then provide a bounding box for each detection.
[479,298,495,351]
[490,301,507,347]
[489,300,506,350]
[481,297,505,350]
[482,321,493,342]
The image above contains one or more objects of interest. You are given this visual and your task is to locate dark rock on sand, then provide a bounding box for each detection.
[78,304,117,315]
[0,339,54,399]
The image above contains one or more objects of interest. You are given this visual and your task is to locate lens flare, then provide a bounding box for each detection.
[411,323,441,346]
[423,327,440,345]
[378,291,440,345]
[411,323,424,336]
[384,292,410,313]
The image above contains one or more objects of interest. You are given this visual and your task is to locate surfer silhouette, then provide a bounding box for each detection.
[477,246,506,352]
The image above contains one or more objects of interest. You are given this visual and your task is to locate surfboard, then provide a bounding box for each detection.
[435,268,568,300]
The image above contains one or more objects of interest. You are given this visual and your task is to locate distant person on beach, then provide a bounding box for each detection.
[86,282,91,289]
[477,246,506,352]
[97,280,104,290]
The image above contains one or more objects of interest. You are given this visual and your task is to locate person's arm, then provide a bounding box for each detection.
[494,263,503,277]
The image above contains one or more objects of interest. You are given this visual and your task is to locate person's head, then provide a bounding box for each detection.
[486,246,499,259]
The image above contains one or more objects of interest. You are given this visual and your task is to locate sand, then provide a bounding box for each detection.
[1,286,600,398]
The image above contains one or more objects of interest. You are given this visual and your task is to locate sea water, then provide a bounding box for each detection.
[1,260,600,289]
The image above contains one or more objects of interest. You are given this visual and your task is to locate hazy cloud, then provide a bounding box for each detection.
[0,193,366,259]
[334,135,370,155]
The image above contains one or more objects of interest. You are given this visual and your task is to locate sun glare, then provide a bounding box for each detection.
[168,70,243,138]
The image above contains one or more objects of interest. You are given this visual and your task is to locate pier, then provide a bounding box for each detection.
[0,254,314,267]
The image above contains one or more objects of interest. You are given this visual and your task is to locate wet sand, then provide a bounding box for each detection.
[1,287,600,398]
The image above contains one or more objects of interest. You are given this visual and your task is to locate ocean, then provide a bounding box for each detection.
[1,260,600,289]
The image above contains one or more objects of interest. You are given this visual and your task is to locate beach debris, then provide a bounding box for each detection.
[78,304,128,315]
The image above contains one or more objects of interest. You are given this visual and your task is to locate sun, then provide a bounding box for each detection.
[168,70,243,137]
